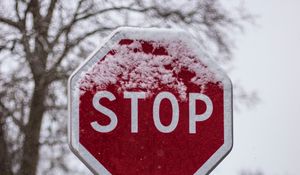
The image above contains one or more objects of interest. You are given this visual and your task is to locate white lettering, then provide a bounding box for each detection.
[124,91,146,133]
[189,93,213,134]
[91,91,118,133]
[153,92,179,133]
[91,91,214,134]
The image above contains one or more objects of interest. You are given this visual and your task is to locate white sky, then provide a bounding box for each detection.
[213,0,300,174]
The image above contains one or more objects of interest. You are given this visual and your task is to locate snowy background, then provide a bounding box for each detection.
[213,0,300,174]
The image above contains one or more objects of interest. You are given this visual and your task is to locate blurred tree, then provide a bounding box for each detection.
[240,170,264,175]
[0,0,257,174]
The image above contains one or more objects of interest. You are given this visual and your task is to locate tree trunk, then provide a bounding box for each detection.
[19,79,47,175]
[0,117,13,175]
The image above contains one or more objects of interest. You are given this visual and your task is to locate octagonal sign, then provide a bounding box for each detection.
[68,27,233,175]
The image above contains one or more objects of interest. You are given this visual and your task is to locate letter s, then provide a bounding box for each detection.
[91,91,118,133]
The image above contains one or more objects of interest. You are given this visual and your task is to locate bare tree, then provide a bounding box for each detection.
[0,0,256,174]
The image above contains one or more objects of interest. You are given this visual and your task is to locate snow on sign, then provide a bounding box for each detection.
[68,27,233,175]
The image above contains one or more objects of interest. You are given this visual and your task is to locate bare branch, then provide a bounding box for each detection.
[0,101,25,131]
[75,6,193,23]
[44,0,58,22]
[40,139,65,146]
[14,0,22,21]
[49,0,85,49]
[0,17,22,30]
[28,0,42,24]
[44,0,58,35]
[46,4,196,80]
[46,26,114,83]
[48,5,196,51]
[45,70,69,84]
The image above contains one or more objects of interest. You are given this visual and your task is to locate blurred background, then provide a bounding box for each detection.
[0,0,299,175]
[215,0,300,175]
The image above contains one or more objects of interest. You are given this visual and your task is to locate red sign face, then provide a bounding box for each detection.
[69,28,233,175]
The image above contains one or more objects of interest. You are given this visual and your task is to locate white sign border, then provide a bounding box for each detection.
[68,27,233,175]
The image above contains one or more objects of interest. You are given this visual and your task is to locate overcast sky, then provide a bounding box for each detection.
[213,0,300,174]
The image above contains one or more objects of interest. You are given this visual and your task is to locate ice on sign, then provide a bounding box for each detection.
[80,39,220,100]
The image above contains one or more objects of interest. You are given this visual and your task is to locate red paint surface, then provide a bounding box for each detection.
[79,40,224,175]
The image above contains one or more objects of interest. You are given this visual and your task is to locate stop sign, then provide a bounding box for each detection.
[68,27,233,175]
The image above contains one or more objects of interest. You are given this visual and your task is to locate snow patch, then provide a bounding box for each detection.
[79,40,218,101]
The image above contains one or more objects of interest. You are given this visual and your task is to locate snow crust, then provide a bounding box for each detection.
[80,39,218,101]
